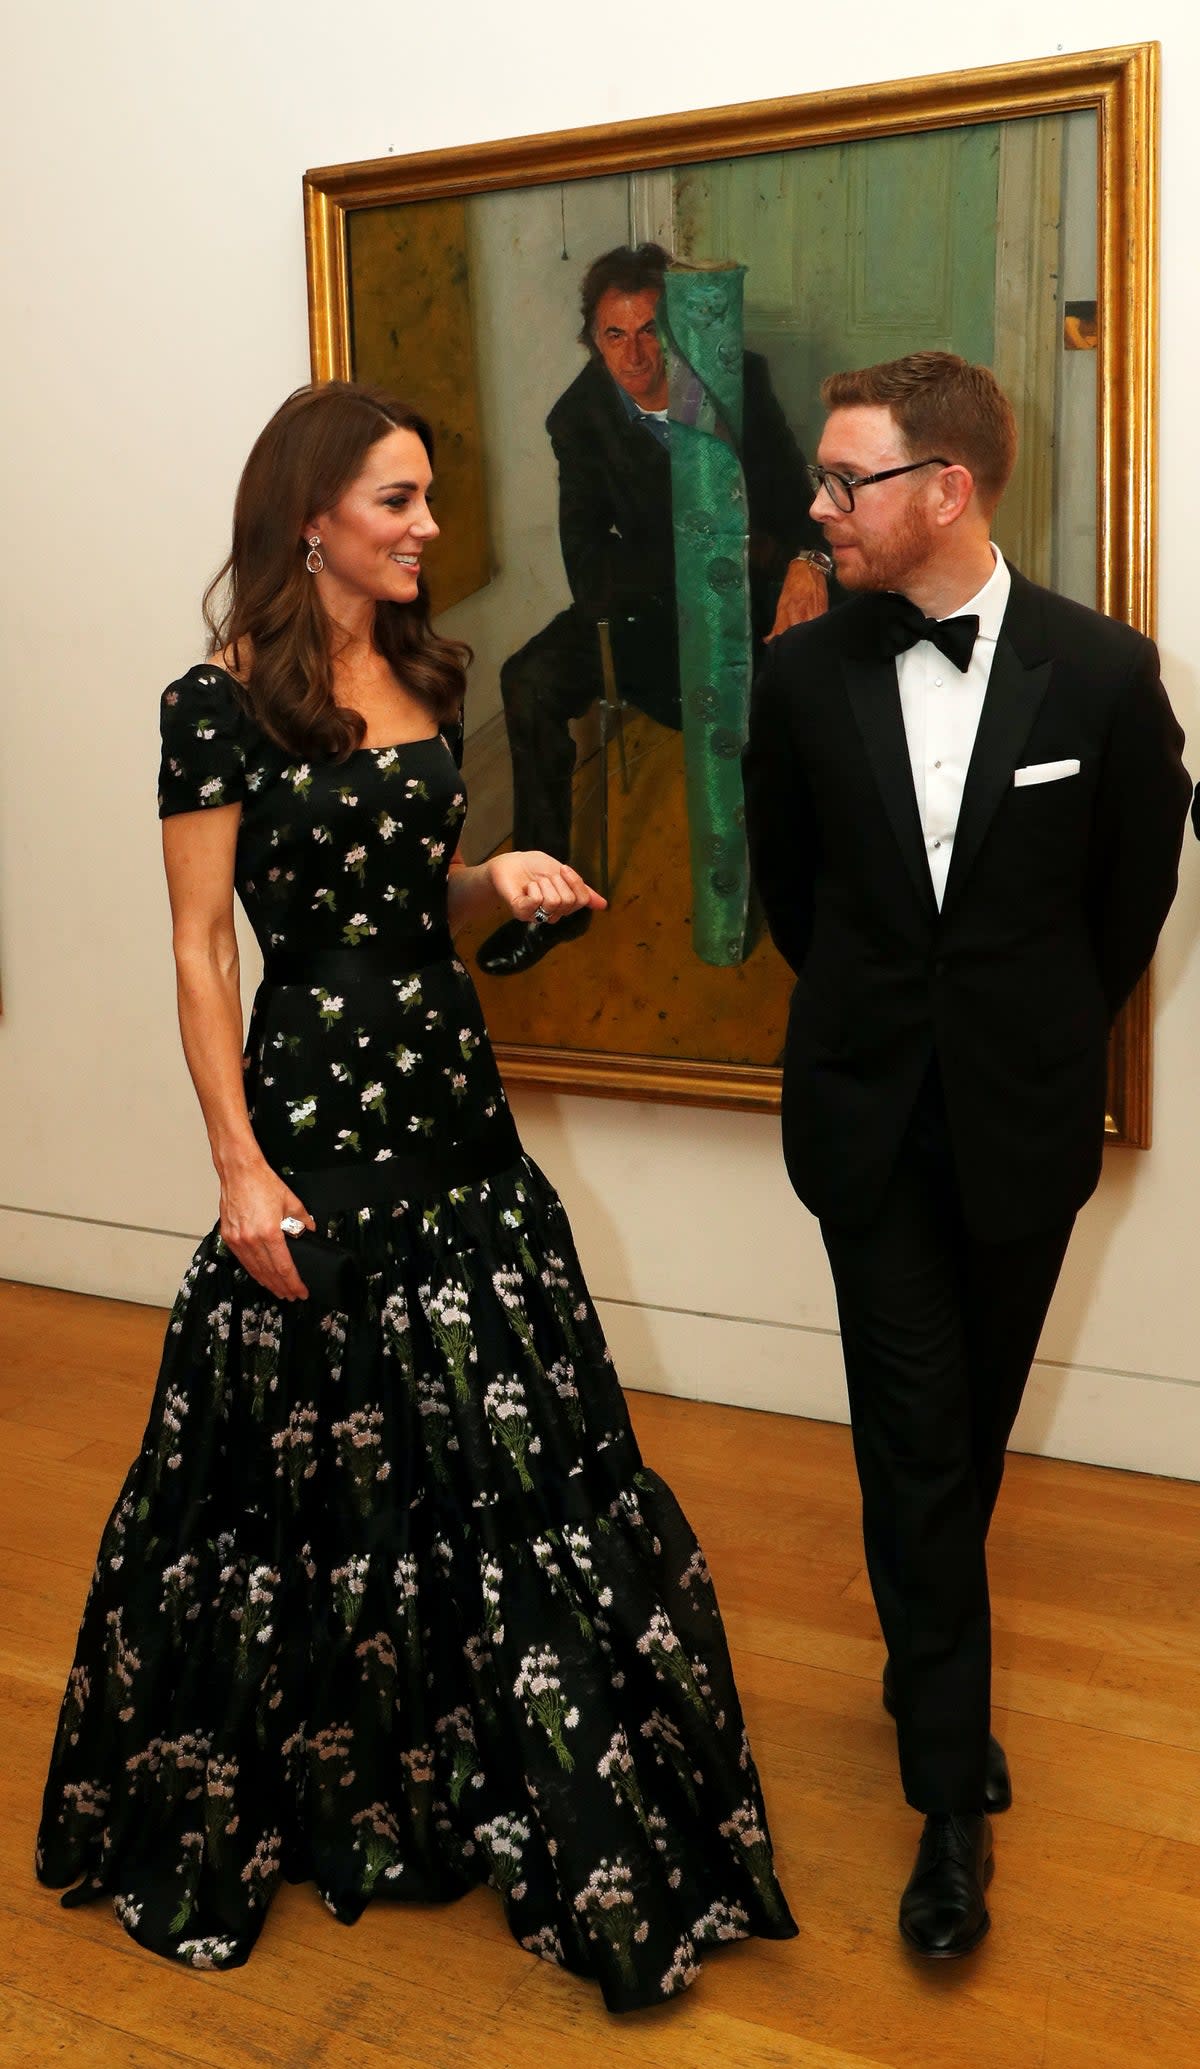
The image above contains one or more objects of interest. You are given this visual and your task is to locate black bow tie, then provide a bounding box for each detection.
[864,592,980,673]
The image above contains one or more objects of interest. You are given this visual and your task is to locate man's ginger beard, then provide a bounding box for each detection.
[826,490,937,595]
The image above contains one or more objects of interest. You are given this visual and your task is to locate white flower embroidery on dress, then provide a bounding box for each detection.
[351,1799,406,1883]
[484,1376,541,1491]
[660,1899,750,1995]
[177,1935,240,1969]
[521,1924,565,1966]
[421,1279,476,1397]
[474,1813,531,1900]
[436,1706,484,1804]
[573,1859,650,1982]
[513,1647,578,1769]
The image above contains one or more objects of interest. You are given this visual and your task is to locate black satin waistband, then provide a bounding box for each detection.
[286,1120,523,1215]
[261,933,455,987]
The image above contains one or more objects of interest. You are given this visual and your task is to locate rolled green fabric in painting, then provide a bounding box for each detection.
[660,263,751,968]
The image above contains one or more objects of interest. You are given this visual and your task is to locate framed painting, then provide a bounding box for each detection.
[305,41,1159,1144]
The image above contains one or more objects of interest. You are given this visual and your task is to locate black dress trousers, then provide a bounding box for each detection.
[820,1065,1074,1813]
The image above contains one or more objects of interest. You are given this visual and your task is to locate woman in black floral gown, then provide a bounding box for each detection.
[36,381,795,2008]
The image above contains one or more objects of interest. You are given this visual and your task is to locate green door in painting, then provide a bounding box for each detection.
[674,124,1001,463]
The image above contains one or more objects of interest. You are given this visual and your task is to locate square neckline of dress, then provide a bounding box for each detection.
[194,661,443,756]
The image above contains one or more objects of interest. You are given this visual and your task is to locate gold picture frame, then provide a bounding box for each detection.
[304,41,1159,1145]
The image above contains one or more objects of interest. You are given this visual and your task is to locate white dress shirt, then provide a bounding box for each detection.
[896,546,1011,908]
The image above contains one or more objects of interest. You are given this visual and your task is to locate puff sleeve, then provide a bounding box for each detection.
[158,667,249,819]
[440,712,465,770]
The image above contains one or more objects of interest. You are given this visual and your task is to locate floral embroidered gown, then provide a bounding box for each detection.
[36,664,795,2009]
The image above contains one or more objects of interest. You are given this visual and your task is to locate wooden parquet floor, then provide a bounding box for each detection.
[4,1275,1200,2067]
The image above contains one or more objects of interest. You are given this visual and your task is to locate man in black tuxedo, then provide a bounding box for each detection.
[477,241,828,975]
[743,351,1189,1958]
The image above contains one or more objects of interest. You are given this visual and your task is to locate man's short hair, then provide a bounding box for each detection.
[578,243,672,352]
[820,351,1017,514]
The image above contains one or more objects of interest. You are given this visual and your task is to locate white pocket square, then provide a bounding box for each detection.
[1013,758,1081,787]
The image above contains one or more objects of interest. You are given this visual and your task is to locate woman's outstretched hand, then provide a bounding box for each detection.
[488,851,607,924]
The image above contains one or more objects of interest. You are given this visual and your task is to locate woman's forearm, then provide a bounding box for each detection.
[445,856,501,930]
[161,807,311,1301]
[172,939,265,1181]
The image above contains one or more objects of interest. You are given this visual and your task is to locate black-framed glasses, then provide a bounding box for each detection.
[805,457,950,514]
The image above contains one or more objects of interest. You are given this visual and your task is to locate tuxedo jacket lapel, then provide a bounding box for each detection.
[941,580,1053,917]
[843,654,938,917]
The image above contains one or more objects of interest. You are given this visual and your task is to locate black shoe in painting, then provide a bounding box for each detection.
[476,906,592,976]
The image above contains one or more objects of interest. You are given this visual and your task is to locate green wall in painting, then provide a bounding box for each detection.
[674,125,1000,466]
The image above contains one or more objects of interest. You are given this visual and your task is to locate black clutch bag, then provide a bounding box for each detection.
[283,1227,363,1309]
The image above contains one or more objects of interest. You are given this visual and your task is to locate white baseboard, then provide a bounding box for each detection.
[0,1206,198,1310]
[593,1296,1200,1483]
[2,1208,1196,1481]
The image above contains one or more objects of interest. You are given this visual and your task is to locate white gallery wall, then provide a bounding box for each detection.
[3,0,1200,1479]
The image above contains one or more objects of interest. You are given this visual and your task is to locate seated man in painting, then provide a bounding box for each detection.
[477,240,830,976]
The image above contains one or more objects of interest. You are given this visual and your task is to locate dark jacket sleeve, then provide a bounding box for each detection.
[743,636,818,975]
[550,387,674,621]
[1085,639,1190,1016]
[741,352,824,581]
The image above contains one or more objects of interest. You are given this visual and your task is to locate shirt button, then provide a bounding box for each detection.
[932,838,942,849]
[934,677,943,687]
[933,759,942,769]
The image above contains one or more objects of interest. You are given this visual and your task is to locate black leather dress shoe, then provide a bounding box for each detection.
[476,907,592,976]
[881,1663,1012,1814]
[899,1813,993,1959]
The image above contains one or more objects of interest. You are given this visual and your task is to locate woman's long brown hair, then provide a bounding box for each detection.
[203,381,470,759]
